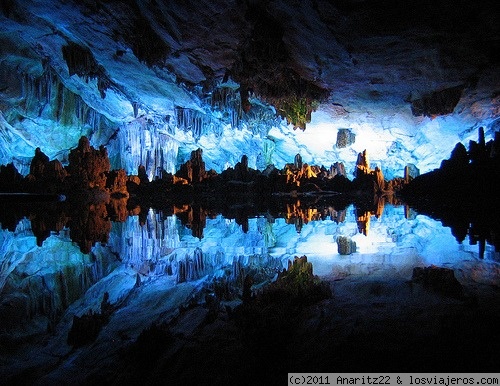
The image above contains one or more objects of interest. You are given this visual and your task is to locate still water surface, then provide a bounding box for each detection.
[0,202,498,342]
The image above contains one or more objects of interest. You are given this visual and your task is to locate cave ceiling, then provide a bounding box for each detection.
[0,0,499,176]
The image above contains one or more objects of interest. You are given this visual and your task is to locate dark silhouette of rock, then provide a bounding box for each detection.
[0,163,23,191]
[137,165,149,185]
[441,142,468,170]
[29,147,50,180]
[336,128,356,148]
[234,154,250,181]
[106,169,129,197]
[410,85,464,117]
[67,292,114,348]
[400,127,500,256]
[234,254,331,360]
[45,159,68,183]
[412,266,464,299]
[176,149,206,183]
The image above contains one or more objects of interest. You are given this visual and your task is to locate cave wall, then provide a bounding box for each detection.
[0,0,498,179]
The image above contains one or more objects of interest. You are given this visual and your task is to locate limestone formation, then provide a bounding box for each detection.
[330,162,346,178]
[411,266,464,299]
[294,154,303,170]
[176,149,206,183]
[67,136,110,189]
[337,236,357,255]
[29,148,50,180]
[404,164,420,183]
[410,85,464,117]
[45,159,68,183]
[67,292,114,347]
[106,169,129,197]
[355,150,370,177]
[336,128,356,148]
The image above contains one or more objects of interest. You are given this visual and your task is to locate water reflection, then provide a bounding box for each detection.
[1,196,499,381]
[1,200,498,317]
[2,192,498,260]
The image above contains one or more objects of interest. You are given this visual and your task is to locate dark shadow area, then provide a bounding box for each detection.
[400,127,500,257]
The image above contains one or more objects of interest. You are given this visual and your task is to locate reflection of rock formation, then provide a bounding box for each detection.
[177,247,206,283]
[374,195,385,219]
[281,199,349,233]
[106,197,129,222]
[175,205,207,239]
[337,236,356,255]
[29,208,70,247]
[336,128,356,148]
[69,202,112,254]
[402,128,500,257]
[0,197,134,254]
[0,242,116,338]
[4,133,497,253]
[109,210,283,287]
[67,292,115,348]
[356,211,371,236]
[411,266,464,299]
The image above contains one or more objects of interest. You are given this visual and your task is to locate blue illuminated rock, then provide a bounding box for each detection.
[0,0,498,185]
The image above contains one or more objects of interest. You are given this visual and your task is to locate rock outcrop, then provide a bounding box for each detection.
[411,266,464,299]
[401,128,500,256]
[337,236,357,255]
[67,136,110,190]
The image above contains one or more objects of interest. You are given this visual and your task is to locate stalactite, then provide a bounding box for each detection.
[243,104,278,136]
[116,118,180,179]
[132,102,139,118]
[16,66,111,136]
[177,259,186,283]
[176,107,223,141]
[61,42,110,98]
[208,86,243,129]
[174,250,205,283]
[109,212,282,288]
